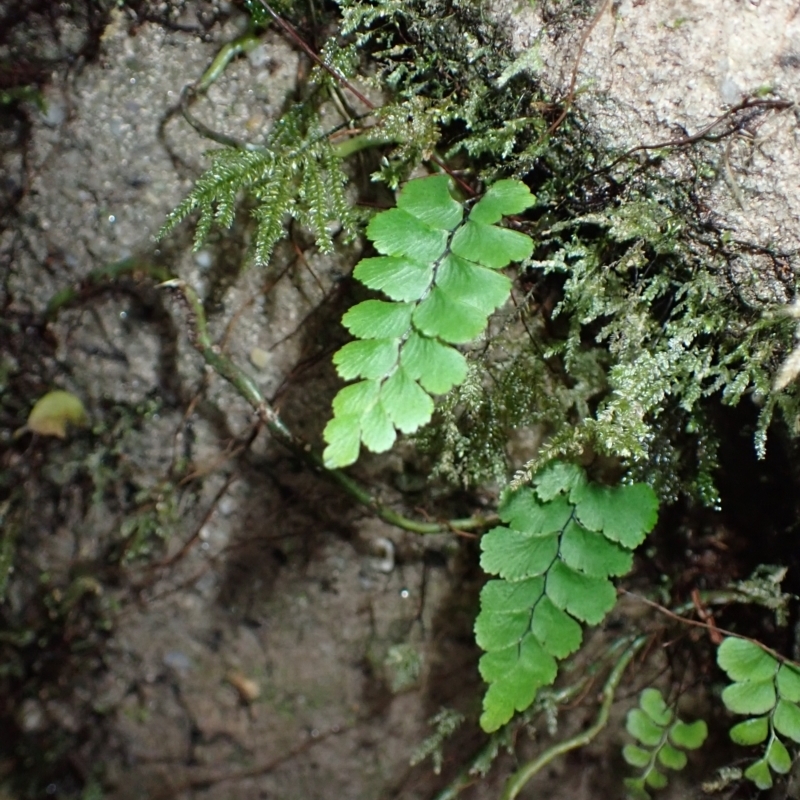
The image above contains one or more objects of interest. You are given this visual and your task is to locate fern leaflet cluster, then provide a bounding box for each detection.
[718,636,800,790]
[475,462,658,732]
[159,105,356,265]
[322,175,535,468]
[623,688,708,799]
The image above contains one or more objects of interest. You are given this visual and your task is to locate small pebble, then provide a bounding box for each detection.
[17,698,46,733]
[720,76,743,105]
[163,650,192,673]
[40,100,66,128]
[249,347,271,370]
[194,250,213,270]
[369,537,395,573]
[226,670,260,702]
[247,44,272,68]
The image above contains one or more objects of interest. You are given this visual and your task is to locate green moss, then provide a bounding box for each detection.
[164,0,799,506]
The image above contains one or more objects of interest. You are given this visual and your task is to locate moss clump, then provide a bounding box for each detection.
[169,0,798,505]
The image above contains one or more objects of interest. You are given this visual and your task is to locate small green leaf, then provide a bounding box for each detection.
[559,521,633,578]
[322,414,361,468]
[722,679,776,715]
[669,719,707,749]
[531,596,583,658]
[26,390,88,438]
[777,663,800,702]
[744,757,773,790]
[360,401,396,452]
[479,576,546,613]
[478,635,558,732]
[627,708,665,747]
[474,609,531,651]
[380,367,434,433]
[639,688,673,727]
[534,462,586,502]
[353,256,433,302]
[450,220,534,269]
[623,777,651,800]
[400,332,468,394]
[767,736,792,774]
[332,380,380,417]
[717,637,779,682]
[644,768,668,789]
[341,300,413,339]
[545,561,616,625]
[657,743,687,771]
[469,179,535,225]
[480,527,559,580]
[412,287,488,343]
[729,717,768,746]
[622,745,652,769]
[479,686,518,735]
[774,698,800,743]
[333,339,399,380]
[498,491,573,535]
[367,207,449,262]
[435,254,511,315]
[572,482,659,548]
[396,174,463,230]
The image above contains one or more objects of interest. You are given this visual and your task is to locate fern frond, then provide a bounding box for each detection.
[623,688,707,799]
[158,106,357,265]
[475,462,658,731]
[322,175,536,468]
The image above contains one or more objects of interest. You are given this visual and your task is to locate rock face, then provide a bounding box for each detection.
[492,0,799,300]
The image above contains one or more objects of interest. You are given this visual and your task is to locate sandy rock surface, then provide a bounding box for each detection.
[492,0,799,296]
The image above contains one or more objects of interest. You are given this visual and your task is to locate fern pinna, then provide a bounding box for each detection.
[475,462,658,732]
[718,636,800,790]
[323,175,535,468]
[623,687,708,799]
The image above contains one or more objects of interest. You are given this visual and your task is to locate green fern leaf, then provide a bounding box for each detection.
[333,339,399,380]
[451,221,532,268]
[729,717,769,746]
[400,333,467,394]
[777,663,800,701]
[354,256,433,301]
[623,688,708,798]
[342,300,414,339]
[718,636,779,682]
[745,758,773,790]
[469,179,539,224]
[475,464,658,732]
[718,636,800,788]
[774,699,800,743]
[532,461,587,501]
[323,175,535,468]
[571,482,659,548]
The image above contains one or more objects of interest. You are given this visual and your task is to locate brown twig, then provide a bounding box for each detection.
[253,0,475,196]
[591,97,794,178]
[691,588,723,645]
[545,0,611,138]
[621,589,800,667]
[156,474,238,569]
[255,0,374,109]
